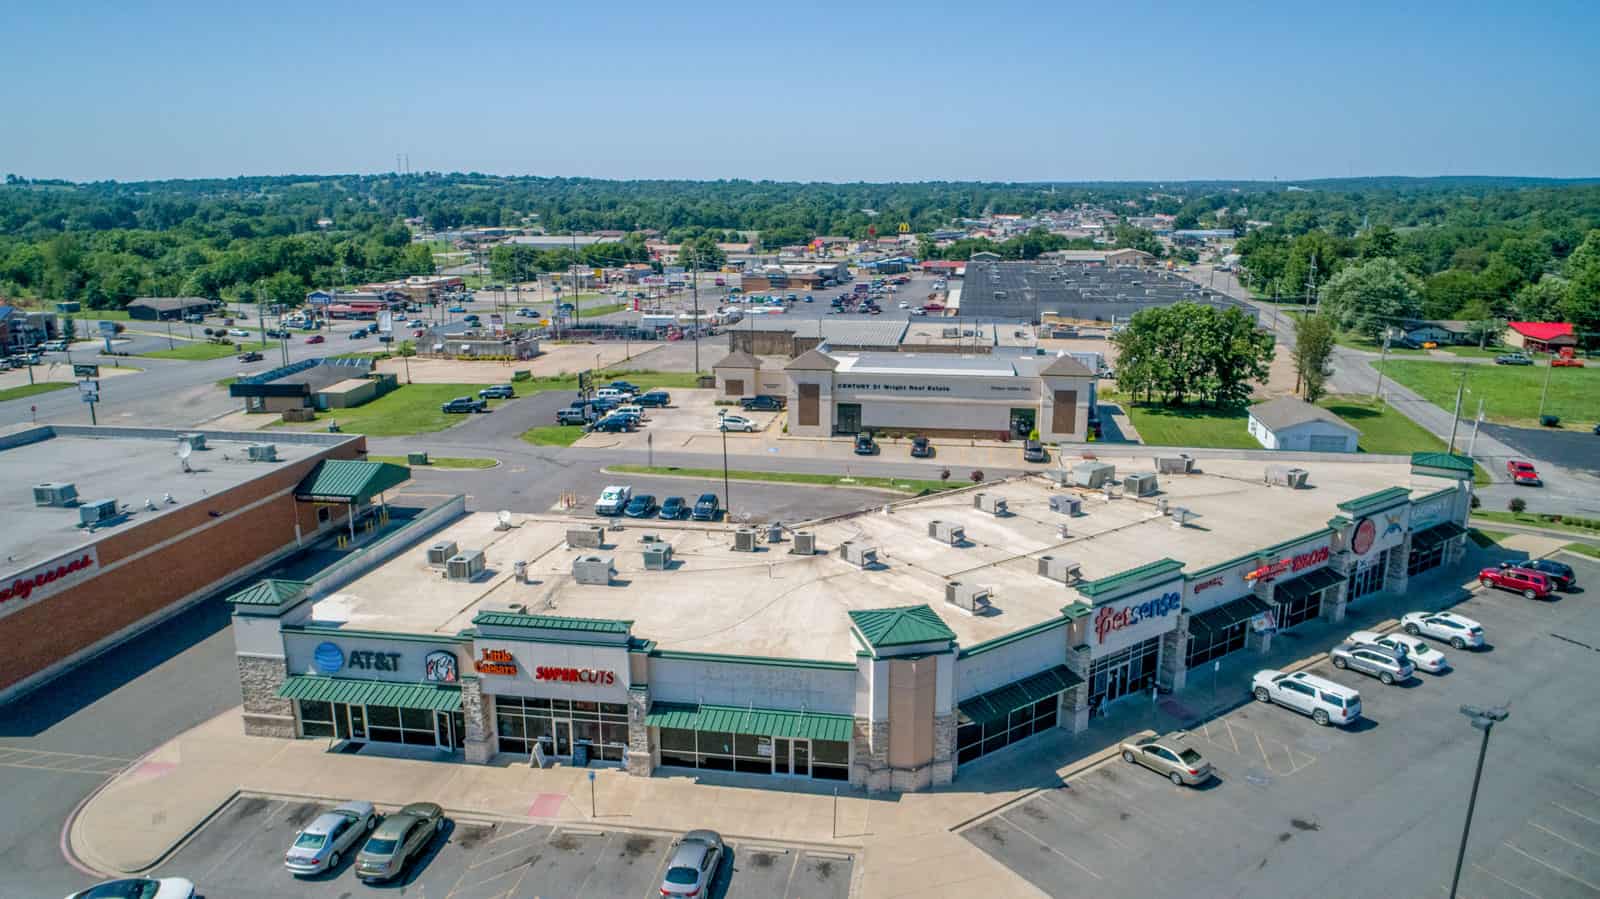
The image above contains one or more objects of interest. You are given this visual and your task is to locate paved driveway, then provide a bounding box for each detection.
[965,553,1600,898]
[154,795,853,899]
[1481,422,1600,475]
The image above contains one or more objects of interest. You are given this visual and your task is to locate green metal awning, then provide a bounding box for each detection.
[644,702,854,743]
[1274,566,1345,601]
[1189,594,1275,635]
[295,459,411,504]
[278,675,461,712]
[1411,521,1468,550]
[958,665,1083,727]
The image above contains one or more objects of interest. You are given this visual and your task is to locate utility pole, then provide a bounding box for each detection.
[689,249,701,374]
[1307,252,1320,313]
[1373,329,1392,401]
[1447,368,1468,452]
[1537,350,1556,419]
[1466,398,1485,457]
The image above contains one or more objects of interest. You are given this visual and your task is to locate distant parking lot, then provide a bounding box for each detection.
[965,553,1600,898]
[154,794,853,899]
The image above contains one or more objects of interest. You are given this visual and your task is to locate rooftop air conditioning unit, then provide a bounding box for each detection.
[733,527,757,552]
[1155,497,1170,516]
[426,540,458,566]
[177,433,206,451]
[1071,461,1116,488]
[1154,454,1195,474]
[642,543,674,570]
[1037,555,1082,584]
[791,531,816,555]
[34,482,78,507]
[1049,495,1082,516]
[945,580,992,613]
[974,493,1008,516]
[840,540,877,568]
[572,554,615,585]
[566,525,605,549]
[247,443,278,462]
[1265,465,1310,489]
[446,549,486,581]
[1124,472,1159,497]
[927,520,965,546]
[1170,507,1197,527]
[79,498,119,528]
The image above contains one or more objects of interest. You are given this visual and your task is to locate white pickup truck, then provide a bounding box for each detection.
[594,485,632,516]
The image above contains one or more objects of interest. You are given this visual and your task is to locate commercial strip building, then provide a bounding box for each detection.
[125,297,218,321]
[229,452,1473,792]
[229,357,398,414]
[0,424,398,702]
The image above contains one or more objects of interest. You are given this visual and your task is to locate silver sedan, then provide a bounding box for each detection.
[1118,732,1214,786]
[284,800,377,875]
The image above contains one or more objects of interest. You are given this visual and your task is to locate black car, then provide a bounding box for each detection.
[591,396,621,413]
[1023,439,1048,463]
[609,381,641,394]
[623,494,658,518]
[441,396,488,413]
[691,493,721,521]
[478,384,515,399]
[661,496,688,519]
[1509,559,1577,590]
[741,395,785,412]
[910,436,933,458]
[637,390,672,407]
[854,433,878,455]
[590,415,634,433]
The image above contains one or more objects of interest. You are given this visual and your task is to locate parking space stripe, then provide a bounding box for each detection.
[779,851,802,899]
[483,823,540,847]
[1530,821,1600,858]
[1469,864,1540,899]
[1501,840,1600,892]
[996,813,1102,880]
[1555,801,1600,827]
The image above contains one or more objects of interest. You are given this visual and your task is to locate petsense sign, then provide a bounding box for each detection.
[0,547,99,619]
[1093,590,1181,652]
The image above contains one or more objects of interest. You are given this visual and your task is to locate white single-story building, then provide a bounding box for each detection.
[1247,397,1359,453]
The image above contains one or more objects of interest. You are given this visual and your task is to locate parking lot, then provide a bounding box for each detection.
[153,794,853,899]
[577,388,782,448]
[965,552,1600,898]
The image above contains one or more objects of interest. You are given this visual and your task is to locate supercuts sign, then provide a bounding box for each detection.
[535,666,616,685]
[0,547,99,620]
[1093,589,1182,654]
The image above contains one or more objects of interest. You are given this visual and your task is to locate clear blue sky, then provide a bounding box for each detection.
[6,0,1597,183]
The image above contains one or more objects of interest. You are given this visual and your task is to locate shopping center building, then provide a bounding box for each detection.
[231,451,1474,792]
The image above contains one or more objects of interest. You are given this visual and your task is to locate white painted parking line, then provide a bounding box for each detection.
[1554,801,1600,827]
[1500,840,1600,892]
[997,812,1102,880]
[1529,821,1600,858]
[1469,863,1540,899]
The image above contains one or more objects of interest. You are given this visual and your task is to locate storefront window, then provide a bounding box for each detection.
[365,705,440,746]
[1348,550,1390,601]
[1276,590,1322,630]
[1088,637,1160,714]
[1186,620,1248,669]
[957,693,1064,767]
[495,693,628,759]
[298,700,335,738]
[1407,543,1444,576]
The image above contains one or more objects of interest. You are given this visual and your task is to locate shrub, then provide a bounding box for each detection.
[940,468,951,481]
[970,469,985,483]
[1028,427,1040,441]
[1469,493,1481,509]
[1508,498,1526,514]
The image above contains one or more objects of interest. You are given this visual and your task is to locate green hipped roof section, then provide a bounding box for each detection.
[1076,558,1185,599]
[959,665,1083,727]
[1410,452,1475,476]
[295,459,411,503]
[278,674,461,712]
[848,605,956,649]
[225,578,309,607]
[1336,486,1413,516]
[472,612,632,634]
[1327,515,1353,529]
[645,702,854,742]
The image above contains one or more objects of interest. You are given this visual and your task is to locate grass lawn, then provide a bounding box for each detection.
[1435,345,1509,359]
[1382,360,1600,430]
[1470,510,1600,537]
[0,381,73,403]
[1338,333,1429,356]
[607,464,959,495]
[216,376,239,388]
[520,425,586,446]
[269,383,499,436]
[574,302,628,318]
[1468,528,1511,547]
[1563,543,1600,560]
[1123,403,1259,449]
[1317,396,1491,485]
[521,369,704,393]
[368,454,498,469]
[66,309,133,322]
[139,340,275,361]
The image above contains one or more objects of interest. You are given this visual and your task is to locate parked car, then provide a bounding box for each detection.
[478,384,515,399]
[636,390,671,407]
[284,800,377,876]
[1117,731,1213,786]
[741,394,785,411]
[66,878,196,899]
[590,415,634,433]
[440,396,488,414]
[661,496,688,519]
[1494,353,1534,365]
[1348,630,1449,673]
[1330,641,1414,685]
[595,485,632,515]
[1251,670,1361,726]
[717,414,757,432]
[1401,611,1484,649]
[237,351,264,363]
[556,406,592,425]
[348,329,368,340]
[595,387,632,401]
[853,432,878,455]
[623,494,658,518]
[1505,459,1542,486]
[1511,558,1577,590]
[692,493,721,521]
[659,830,724,899]
[226,328,250,337]
[910,435,933,458]
[1478,565,1555,600]
[614,403,646,420]
[447,305,466,313]
[591,396,621,413]
[306,334,325,344]
[608,380,641,394]
[356,801,444,882]
[1022,439,1048,463]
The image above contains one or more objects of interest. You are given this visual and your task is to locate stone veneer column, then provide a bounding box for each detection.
[1062,644,1091,734]
[1319,576,1350,625]
[1385,538,1411,595]
[626,687,655,777]
[1158,613,1188,692]
[1444,534,1468,568]
[849,718,890,791]
[1248,577,1278,653]
[237,654,295,738]
[461,679,493,764]
[931,714,956,786]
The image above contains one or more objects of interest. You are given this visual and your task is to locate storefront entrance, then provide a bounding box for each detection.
[836,403,862,434]
[299,700,463,751]
[1009,408,1036,438]
[1348,550,1390,601]
[493,696,630,763]
[772,737,810,777]
[1089,637,1160,716]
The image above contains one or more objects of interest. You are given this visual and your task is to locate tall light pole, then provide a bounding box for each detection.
[1449,704,1509,898]
[1446,368,1468,452]
[720,421,732,521]
[1373,329,1392,401]
[1537,350,1557,419]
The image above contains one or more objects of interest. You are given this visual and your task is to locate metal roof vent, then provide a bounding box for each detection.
[1265,465,1310,489]
[34,482,78,507]
[733,527,757,552]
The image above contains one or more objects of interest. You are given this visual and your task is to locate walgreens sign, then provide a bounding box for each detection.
[0,548,99,619]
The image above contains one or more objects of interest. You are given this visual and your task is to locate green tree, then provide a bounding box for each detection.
[1112,224,1162,257]
[61,316,77,342]
[1359,224,1399,260]
[1561,229,1600,336]
[1513,277,1568,321]
[1319,258,1423,341]
[679,234,726,271]
[1422,269,1479,319]
[1292,313,1336,402]
[1457,298,1502,347]
[1111,303,1273,407]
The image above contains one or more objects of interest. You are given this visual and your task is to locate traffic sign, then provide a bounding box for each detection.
[73,363,100,379]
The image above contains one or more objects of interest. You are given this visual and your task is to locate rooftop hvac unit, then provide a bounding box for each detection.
[840,540,877,568]
[1155,497,1170,516]
[1154,454,1195,474]
[642,543,674,570]
[426,540,459,566]
[767,523,785,544]
[1049,495,1082,516]
[572,554,615,585]
[446,549,486,581]
[1265,465,1310,489]
[177,433,206,451]
[945,580,993,613]
[733,527,757,552]
[34,482,78,507]
[513,560,529,583]
[247,443,278,462]
[927,519,966,546]
[1071,461,1116,488]
[1170,507,1197,527]
[1124,472,1159,497]
[973,493,1008,516]
[78,498,119,528]
[1037,555,1082,584]
[566,525,605,549]
[791,531,816,555]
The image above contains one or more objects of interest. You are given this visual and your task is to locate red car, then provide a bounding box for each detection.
[1479,566,1554,600]
[305,334,325,344]
[1505,460,1542,486]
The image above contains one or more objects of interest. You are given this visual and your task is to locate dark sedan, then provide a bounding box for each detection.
[1510,558,1577,590]
[741,394,785,412]
[910,435,933,458]
[661,496,688,519]
[623,494,658,518]
[853,433,878,455]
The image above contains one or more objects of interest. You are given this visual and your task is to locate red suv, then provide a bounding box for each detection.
[1479,566,1554,600]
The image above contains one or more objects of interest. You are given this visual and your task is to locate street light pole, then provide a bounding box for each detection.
[1449,704,1509,898]
[1447,368,1468,452]
[1537,350,1556,418]
[720,424,732,521]
[1373,330,1392,401]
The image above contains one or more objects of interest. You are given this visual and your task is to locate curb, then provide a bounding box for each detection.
[60,746,188,879]
[947,744,1123,833]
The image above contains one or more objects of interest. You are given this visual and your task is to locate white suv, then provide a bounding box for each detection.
[1251,670,1362,726]
[1349,630,1449,673]
[1401,611,1484,650]
[594,485,632,516]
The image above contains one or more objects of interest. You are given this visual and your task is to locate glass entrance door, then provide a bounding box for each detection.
[1009,408,1036,438]
[554,720,573,756]
[435,711,453,749]
[334,703,351,740]
[791,740,810,778]
[836,404,861,434]
[349,705,366,740]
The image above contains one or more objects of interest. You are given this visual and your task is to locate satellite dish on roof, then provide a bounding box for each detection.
[498,510,512,527]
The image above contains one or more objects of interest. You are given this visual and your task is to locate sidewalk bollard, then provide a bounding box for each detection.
[832,788,838,839]
[589,769,597,818]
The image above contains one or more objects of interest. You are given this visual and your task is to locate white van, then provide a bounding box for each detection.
[1250,670,1361,726]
